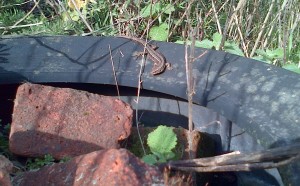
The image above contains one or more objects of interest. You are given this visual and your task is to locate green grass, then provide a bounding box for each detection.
[0,0,299,72]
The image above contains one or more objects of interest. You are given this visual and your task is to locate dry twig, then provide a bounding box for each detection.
[108,45,120,100]
[166,143,300,172]
[250,0,276,57]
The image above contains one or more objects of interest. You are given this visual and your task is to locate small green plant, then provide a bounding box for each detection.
[140,2,175,41]
[0,119,11,158]
[26,154,71,170]
[142,125,177,165]
[26,154,55,170]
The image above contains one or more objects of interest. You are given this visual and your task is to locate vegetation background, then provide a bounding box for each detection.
[0,0,299,73]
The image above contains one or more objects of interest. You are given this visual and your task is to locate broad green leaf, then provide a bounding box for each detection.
[255,49,268,56]
[224,41,244,56]
[196,39,214,49]
[149,23,168,41]
[255,49,274,61]
[142,154,158,165]
[147,125,177,155]
[140,4,152,17]
[268,48,284,59]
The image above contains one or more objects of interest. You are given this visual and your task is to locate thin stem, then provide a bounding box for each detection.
[250,0,276,57]
[108,45,120,100]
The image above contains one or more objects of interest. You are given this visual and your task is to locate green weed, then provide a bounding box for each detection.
[142,125,177,165]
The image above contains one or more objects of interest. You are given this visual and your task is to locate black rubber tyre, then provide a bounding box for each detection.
[1,36,299,185]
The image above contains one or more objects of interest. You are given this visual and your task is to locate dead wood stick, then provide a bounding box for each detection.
[166,143,300,172]
[171,154,300,172]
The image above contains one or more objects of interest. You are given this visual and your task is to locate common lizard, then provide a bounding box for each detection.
[117,35,170,75]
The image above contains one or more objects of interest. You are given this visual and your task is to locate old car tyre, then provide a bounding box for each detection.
[1,36,299,185]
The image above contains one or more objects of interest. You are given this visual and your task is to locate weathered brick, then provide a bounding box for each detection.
[12,149,164,186]
[10,83,133,159]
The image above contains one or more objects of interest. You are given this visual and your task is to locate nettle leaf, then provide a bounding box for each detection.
[268,48,284,59]
[255,49,273,61]
[255,48,284,60]
[196,39,214,49]
[224,41,244,56]
[147,125,177,155]
[149,23,168,41]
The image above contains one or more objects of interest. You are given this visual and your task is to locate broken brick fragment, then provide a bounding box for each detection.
[10,83,133,159]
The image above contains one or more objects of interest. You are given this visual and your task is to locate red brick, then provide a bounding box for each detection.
[12,149,164,186]
[9,83,133,159]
